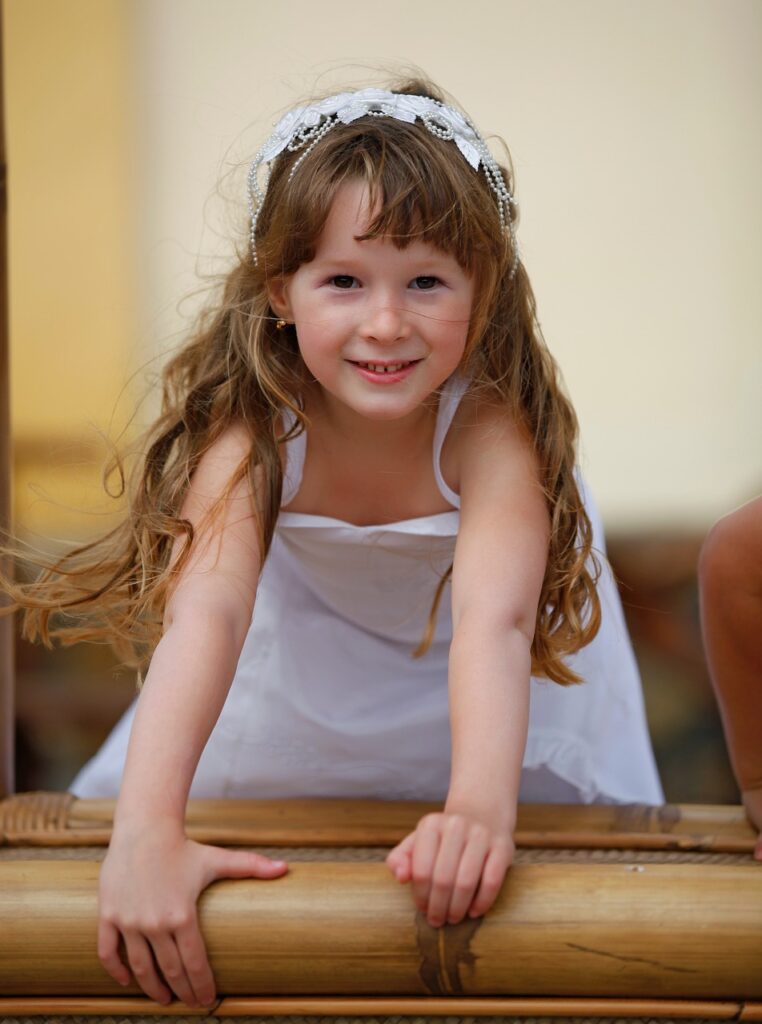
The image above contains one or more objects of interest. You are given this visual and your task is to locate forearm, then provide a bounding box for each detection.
[705,630,762,793]
[445,617,530,832]
[699,499,762,793]
[113,611,246,834]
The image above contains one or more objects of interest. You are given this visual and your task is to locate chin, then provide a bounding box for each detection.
[350,398,417,421]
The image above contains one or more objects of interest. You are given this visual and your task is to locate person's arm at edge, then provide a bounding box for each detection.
[698,494,762,859]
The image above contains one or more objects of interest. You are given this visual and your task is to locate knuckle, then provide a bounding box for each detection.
[411,868,429,885]
[494,834,515,855]
[479,878,499,898]
[97,939,114,960]
[166,910,193,931]
[420,812,442,830]
[430,874,451,893]
[454,876,477,895]
[485,866,507,887]
[470,823,489,843]
[444,813,465,833]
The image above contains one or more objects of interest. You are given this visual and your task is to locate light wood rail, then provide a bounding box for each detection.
[1,792,757,851]
[1,857,761,998]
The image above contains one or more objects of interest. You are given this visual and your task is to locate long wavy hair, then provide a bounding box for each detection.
[1,76,600,685]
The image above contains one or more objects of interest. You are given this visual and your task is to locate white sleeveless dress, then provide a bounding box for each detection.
[69,375,664,806]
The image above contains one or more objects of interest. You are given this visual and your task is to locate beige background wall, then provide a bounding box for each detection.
[5,0,136,538]
[6,0,761,536]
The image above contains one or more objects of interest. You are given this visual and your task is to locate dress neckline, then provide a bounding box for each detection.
[277,509,460,531]
[279,374,469,528]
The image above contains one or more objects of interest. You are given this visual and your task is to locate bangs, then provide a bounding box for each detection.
[352,134,484,272]
[267,118,501,277]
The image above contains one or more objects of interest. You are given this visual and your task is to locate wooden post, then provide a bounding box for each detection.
[0,5,16,800]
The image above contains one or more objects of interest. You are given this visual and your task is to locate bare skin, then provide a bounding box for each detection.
[698,495,762,860]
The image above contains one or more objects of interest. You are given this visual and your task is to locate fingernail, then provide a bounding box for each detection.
[271,860,286,867]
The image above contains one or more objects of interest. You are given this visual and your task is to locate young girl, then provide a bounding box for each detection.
[5,77,662,1007]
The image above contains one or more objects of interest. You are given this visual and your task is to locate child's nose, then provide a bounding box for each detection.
[360,303,410,343]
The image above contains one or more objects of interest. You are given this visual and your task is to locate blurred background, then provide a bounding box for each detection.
[3,0,761,800]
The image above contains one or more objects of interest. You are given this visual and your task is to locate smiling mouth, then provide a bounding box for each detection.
[349,359,422,374]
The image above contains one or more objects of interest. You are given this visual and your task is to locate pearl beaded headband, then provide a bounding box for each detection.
[247,87,519,275]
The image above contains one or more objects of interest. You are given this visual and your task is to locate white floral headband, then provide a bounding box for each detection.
[247,87,519,275]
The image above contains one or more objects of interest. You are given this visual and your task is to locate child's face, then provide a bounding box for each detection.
[268,180,474,423]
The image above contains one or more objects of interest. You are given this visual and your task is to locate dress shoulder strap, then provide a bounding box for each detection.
[432,373,470,510]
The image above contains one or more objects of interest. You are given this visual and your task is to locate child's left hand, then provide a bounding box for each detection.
[385,810,515,927]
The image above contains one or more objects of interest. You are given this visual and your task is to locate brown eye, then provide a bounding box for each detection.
[412,276,439,290]
[331,275,356,289]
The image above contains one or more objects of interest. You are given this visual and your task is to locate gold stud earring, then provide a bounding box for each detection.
[275,318,288,330]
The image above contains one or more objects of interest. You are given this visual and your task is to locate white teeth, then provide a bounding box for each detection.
[357,361,411,373]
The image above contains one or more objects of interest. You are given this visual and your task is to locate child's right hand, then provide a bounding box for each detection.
[97,821,288,1006]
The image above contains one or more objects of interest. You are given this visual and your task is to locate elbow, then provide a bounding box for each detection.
[452,604,536,651]
[163,592,254,651]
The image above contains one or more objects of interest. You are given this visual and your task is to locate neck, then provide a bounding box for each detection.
[305,384,438,462]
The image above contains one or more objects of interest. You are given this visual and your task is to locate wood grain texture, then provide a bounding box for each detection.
[1,795,757,852]
[1,859,760,998]
[0,995,752,1017]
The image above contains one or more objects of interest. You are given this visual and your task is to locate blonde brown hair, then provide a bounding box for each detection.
[1,75,600,685]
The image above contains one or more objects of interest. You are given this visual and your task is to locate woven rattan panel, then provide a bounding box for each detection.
[0,845,756,864]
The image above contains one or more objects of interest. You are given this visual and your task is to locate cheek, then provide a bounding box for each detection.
[440,302,472,347]
[294,321,342,371]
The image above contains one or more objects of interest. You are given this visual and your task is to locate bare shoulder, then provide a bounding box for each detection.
[179,421,255,518]
[449,393,550,629]
[447,391,544,504]
[166,421,260,632]
[189,421,253,488]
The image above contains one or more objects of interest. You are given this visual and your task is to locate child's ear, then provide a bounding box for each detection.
[267,278,293,321]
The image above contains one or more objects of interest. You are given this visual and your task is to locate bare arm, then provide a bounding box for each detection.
[698,495,762,856]
[113,423,261,831]
[387,405,549,926]
[99,424,288,1007]
[446,410,549,828]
